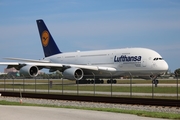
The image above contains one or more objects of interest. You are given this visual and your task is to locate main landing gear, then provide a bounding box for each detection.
[107,79,117,84]
[76,79,117,84]
[76,79,104,84]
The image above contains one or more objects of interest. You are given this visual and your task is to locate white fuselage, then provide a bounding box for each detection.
[44,48,168,78]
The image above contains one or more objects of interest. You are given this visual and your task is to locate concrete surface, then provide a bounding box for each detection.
[0,105,168,120]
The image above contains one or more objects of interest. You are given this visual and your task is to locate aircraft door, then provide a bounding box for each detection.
[57,56,63,63]
[142,59,146,67]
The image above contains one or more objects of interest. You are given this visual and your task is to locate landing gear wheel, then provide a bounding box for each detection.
[152,79,159,84]
[100,80,104,84]
[113,79,117,84]
[91,80,94,84]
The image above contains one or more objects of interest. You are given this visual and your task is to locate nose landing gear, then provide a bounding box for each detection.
[151,75,159,87]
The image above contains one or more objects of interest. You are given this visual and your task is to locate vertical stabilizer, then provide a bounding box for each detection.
[36,19,61,57]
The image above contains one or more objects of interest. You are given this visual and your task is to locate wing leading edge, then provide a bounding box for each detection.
[4,57,50,63]
[0,61,116,72]
[0,61,117,80]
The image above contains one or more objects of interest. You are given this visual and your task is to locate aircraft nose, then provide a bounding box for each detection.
[162,61,169,71]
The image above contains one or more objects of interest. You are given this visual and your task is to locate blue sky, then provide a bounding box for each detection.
[0,0,180,73]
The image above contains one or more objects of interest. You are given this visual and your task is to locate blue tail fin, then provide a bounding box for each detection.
[36,19,61,57]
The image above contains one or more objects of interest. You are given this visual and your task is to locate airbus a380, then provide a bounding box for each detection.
[0,19,168,84]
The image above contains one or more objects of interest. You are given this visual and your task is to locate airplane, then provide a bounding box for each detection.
[0,19,169,84]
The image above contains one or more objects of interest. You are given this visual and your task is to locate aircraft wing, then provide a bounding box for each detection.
[4,57,50,63]
[68,64,116,71]
[0,62,19,66]
[0,61,116,72]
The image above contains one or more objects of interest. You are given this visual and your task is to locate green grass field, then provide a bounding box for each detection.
[0,79,179,99]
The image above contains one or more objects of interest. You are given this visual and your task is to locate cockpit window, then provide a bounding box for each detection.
[153,58,163,61]
[153,58,158,60]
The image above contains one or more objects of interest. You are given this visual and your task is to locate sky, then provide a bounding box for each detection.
[0,0,180,73]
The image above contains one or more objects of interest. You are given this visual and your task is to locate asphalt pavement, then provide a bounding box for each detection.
[0,105,168,120]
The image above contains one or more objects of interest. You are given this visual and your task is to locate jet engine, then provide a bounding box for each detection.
[63,68,83,80]
[19,65,39,77]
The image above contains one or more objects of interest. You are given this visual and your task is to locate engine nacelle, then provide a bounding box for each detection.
[19,65,39,77]
[63,68,83,80]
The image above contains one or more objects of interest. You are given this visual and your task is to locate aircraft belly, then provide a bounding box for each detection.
[83,68,164,79]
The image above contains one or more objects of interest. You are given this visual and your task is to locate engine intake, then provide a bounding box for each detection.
[63,68,83,80]
[19,65,39,77]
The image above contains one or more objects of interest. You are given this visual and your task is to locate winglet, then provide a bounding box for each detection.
[36,19,61,57]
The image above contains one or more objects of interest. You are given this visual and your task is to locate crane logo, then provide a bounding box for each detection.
[41,30,49,47]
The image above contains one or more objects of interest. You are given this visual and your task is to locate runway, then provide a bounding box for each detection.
[0,105,168,120]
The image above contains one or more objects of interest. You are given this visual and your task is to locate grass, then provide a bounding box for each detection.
[0,100,180,119]
[0,79,179,84]
[1,84,180,93]
[0,79,179,99]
